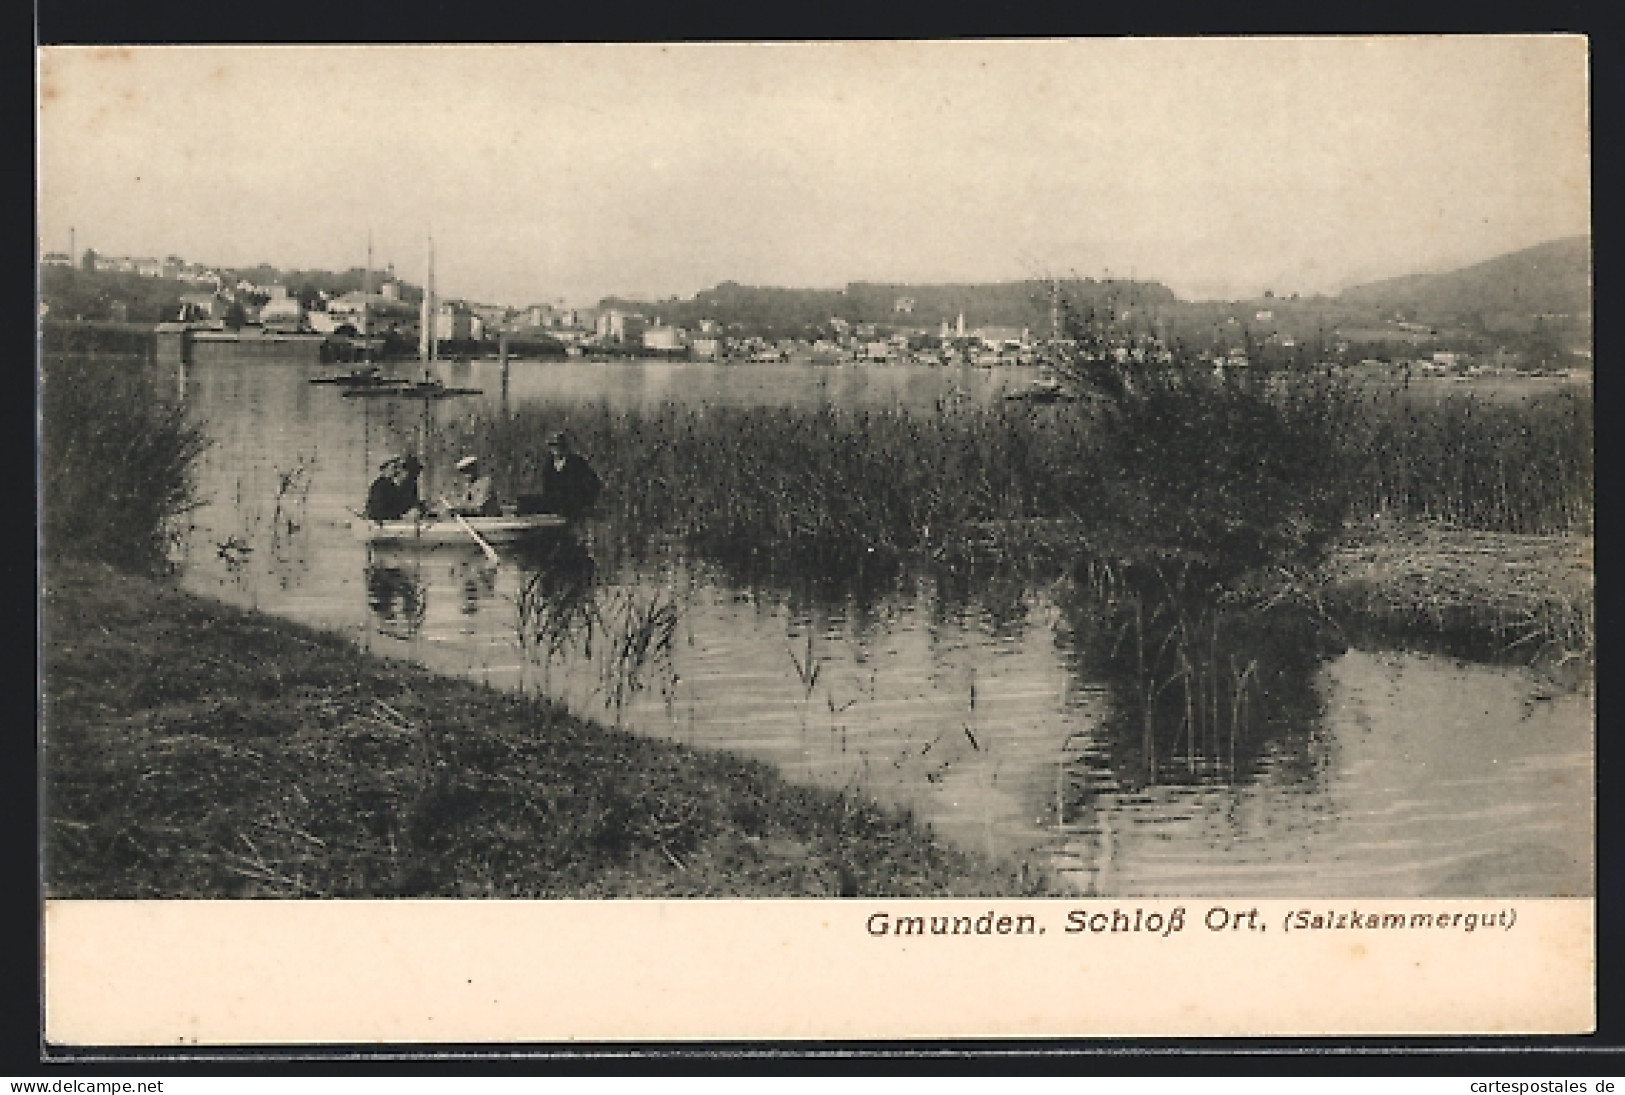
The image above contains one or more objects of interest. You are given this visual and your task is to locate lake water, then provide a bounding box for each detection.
[167,356,1592,897]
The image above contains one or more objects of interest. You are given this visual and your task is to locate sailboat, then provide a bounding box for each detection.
[342,237,481,397]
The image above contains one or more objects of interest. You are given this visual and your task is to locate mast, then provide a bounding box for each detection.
[362,231,372,343]
[419,233,437,364]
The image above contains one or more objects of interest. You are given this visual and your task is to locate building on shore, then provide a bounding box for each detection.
[327,290,419,340]
[259,293,305,332]
[977,326,1029,350]
[643,324,687,353]
[596,308,647,346]
[433,301,475,343]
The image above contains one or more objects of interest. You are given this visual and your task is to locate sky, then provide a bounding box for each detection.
[37,38,1591,308]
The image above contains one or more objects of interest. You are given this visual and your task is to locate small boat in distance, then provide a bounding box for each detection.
[310,366,396,387]
[1004,374,1081,403]
[351,512,567,546]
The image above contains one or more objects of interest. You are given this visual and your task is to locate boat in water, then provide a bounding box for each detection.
[310,367,399,383]
[309,367,396,387]
[350,512,568,546]
[1003,374,1081,403]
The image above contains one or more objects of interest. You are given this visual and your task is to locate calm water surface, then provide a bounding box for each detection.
[170,356,1593,897]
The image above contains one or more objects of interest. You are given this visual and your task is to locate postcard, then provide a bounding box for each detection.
[38,37,1593,1046]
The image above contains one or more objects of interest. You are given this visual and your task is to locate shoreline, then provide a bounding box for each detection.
[42,557,1049,900]
[41,522,1592,900]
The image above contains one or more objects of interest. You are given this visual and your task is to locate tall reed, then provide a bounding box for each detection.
[1058,580,1331,791]
[40,354,209,574]
[1042,320,1357,784]
[1339,388,1592,533]
[509,534,680,726]
[455,400,1099,579]
[445,377,1587,588]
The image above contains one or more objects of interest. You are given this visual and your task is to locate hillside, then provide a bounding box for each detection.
[38,266,210,324]
[1339,236,1591,322]
[37,263,419,325]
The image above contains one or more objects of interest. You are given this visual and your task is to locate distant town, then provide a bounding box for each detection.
[37,236,1592,378]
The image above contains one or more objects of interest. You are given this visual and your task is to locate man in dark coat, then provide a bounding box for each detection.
[397,454,423,511]
[539,431,602,521]
[363,455,424,521]
[364,458,407,521]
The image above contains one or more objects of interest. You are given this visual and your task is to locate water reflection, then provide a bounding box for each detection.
[1055,588,1340,793]
[512,530,598,664]
[364,561,427,640]
[458,557,499,618]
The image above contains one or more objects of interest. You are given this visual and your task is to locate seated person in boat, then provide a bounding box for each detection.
[445,454,501,518]
[363,456,422,522]
[536,431,603,521]
[398,453,424,508]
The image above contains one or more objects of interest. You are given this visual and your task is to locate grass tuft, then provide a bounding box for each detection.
[40,354,209,575]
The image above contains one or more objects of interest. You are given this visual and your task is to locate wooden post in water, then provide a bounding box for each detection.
[499,331,510,417]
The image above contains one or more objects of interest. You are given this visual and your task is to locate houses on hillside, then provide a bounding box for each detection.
[75,250,223,285]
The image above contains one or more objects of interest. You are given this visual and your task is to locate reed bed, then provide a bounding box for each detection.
[442,378,1590,675]
[40,353,209,574]
[514,571,681,727]
[1059,559,1339,790]
[1340,387,1592,534]
[453,383,1587,580]
[452,401,1100,578]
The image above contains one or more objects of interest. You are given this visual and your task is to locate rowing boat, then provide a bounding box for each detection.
[351,513,568,545]
[1004,376,1081,403]
[309,368,394,387]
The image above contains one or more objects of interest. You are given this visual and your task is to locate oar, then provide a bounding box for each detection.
[439,497,501,565]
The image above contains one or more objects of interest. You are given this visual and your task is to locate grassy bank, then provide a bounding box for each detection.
[42,558,1049,899]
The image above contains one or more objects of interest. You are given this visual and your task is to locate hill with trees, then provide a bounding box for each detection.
[39,265,206,324]
[603,277,1177,340]
[1338,236,1590,327]
[39,262,426,325]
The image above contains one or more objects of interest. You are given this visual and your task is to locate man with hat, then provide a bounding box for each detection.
[398,453,424,511]
[445,454,500,517]
[364,455,421,521]
[538,431,602,522]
